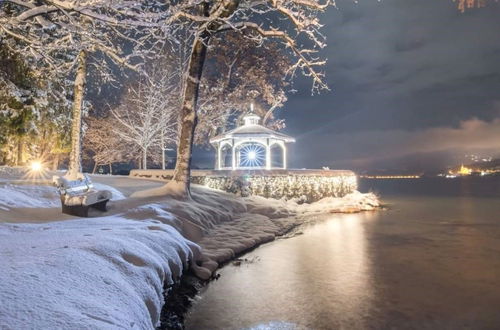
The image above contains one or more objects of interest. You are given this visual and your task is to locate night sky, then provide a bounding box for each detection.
[193,0,500,172]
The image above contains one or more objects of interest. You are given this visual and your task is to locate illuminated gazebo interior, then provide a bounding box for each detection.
[210,112,295,170]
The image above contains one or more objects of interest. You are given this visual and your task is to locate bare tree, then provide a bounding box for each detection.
[84,116,133,174]
[111,66,179,170]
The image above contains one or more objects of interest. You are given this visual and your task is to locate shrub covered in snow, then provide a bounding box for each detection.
[130,169,358,202]
[203,173,357,201]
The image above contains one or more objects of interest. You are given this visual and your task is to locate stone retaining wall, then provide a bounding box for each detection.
[129,169,357,202]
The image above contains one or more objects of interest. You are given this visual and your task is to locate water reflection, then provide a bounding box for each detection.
[185,212,378,329]
[243,321,300,330]
[185,179,500,329]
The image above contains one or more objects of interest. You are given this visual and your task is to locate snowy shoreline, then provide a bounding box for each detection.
[158,216,312,329]
[159,196,381,329]
[0,168,380,329]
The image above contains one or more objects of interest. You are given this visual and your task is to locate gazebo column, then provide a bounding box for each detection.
[265,139,271,170]
[231,139,236,170]
[216,143,220,170]
[283,144,287,169]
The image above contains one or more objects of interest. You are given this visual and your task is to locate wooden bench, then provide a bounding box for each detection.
[53,174,112,217]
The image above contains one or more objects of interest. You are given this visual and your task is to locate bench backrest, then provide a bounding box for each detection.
[53,174,94,196]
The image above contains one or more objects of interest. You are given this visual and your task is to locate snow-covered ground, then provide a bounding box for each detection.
[0,217,197,329]
[0,166,379,329]
[0,167,125,211]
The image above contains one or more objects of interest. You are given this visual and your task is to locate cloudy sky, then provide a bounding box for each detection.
[192,0,500,172]
[278,0,500,172]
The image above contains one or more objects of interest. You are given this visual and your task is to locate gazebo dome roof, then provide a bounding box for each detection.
[210,114,295,144]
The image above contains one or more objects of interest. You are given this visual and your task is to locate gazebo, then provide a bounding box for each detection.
[210,113,295,170]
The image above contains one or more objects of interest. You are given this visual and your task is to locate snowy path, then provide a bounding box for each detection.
[0,174,164,223]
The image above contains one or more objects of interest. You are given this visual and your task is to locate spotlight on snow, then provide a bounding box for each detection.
[31,161,43,172]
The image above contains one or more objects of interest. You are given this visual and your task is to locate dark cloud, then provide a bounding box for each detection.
[294,116,500,170]
[193,0,500,171]
[282,0,500,170]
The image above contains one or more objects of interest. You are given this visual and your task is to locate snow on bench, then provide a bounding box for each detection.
[52,174,111,217]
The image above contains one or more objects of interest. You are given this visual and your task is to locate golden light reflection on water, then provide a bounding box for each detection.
[186,181,500,329]
[186,212,379,329]
[290,213,376,327]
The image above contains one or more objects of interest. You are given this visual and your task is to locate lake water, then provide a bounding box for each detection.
[184,177,500,329]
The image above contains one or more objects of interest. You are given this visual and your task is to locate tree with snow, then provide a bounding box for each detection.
[0,42,72,166]
[110,63,179,170]
[83,116,134,174]
[139,1,332,198]
[194,32,291,146]
[0,0,164,178]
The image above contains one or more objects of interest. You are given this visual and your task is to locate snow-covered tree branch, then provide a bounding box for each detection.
[155,0,333,198]
[0,0,169,179]
[110,61,179,170]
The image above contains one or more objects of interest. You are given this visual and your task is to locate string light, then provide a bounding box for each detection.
[202,173,358,202]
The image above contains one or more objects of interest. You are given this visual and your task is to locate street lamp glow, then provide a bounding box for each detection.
[31,161,42,172]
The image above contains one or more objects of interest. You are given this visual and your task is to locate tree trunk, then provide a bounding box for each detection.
[161,133,166,170]
[109,163,113,175]
[16,136,24,166]
[167,1,241,198]
[92,162,98,174]
[67,50,87,180]
[52,154,60,171]
[169,35,209,197]
[143,147,148,170]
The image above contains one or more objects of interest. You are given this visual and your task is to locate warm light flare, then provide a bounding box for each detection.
[31,161,43,172]
[24,160,49,180]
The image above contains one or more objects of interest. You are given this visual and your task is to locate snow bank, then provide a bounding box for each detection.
[0,217,198,329]
[130,186,380,266]
[0,166,29,181]
[0,184,60,210]
[194,190,380,264]
[297,191,380,214]
[92,182,126,201]
[0,182,125,210]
